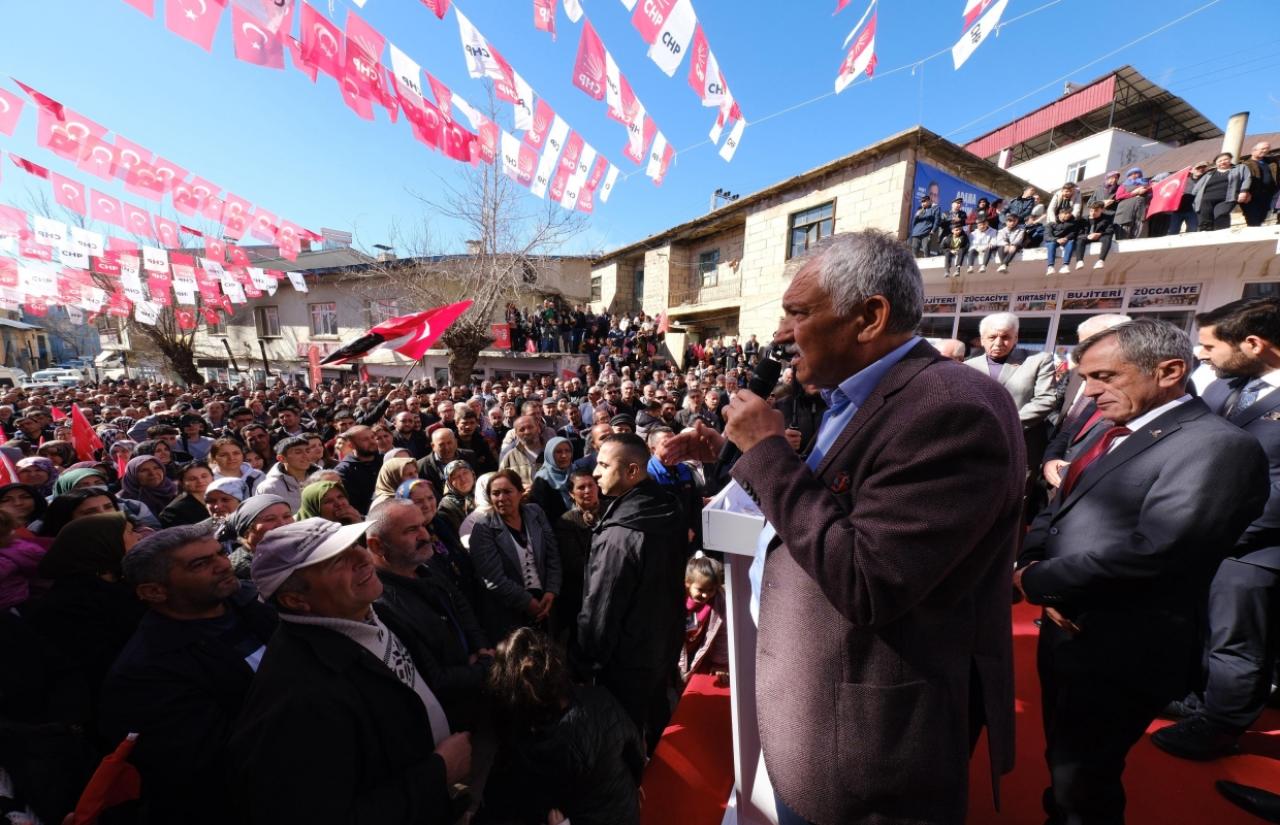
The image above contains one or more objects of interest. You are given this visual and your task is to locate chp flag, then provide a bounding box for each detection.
[836,1,877,93]
[321,300,474,365]
[951,0,1009,70]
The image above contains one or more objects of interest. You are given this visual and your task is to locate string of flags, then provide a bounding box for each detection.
[835,0,878,93]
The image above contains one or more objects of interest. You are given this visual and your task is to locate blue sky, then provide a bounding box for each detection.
[1,0,1276,257]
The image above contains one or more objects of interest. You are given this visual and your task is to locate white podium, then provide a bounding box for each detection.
[701,483,778,825]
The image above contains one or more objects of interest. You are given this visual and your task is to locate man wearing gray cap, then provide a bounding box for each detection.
[229,518,471,825]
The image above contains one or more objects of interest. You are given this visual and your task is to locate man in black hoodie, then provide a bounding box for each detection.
[576,433,688,751]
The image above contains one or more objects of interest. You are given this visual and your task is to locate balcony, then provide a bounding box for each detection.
[669,274,743,312]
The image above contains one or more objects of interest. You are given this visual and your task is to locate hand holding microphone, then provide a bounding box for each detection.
[719,352,785,469]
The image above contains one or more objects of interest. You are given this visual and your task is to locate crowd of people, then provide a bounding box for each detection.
[910,140,1280,278]
[3,226,1280,824]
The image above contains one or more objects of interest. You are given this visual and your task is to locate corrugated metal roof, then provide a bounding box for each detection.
[966,76,1116,159]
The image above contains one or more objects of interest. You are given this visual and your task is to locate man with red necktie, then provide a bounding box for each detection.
[1015,318,1270,825]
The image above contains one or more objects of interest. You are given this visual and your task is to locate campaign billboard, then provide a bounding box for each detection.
[912,160,1000,214]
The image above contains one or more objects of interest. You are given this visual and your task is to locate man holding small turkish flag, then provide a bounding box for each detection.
[70,403,105,461]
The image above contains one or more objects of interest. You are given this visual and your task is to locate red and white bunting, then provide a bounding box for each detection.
[572,20,608,101]
[534,0,556,38]
[952,0,1008,69]
[530,115,570,198]
[647,0,697,78]
[164,0,228,52]
[836,2,877,93]
[646,132,674,185]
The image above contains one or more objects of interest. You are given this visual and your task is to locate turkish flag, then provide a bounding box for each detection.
[106,237,141,254]
[1146,167,1191,218]
[572,21,607,101]
[171,179,199,216]
[339,73,375,121]
[122,204,155,240]
[421,0,449,19]
[10,154,49,178]
[202,193,226,223]
[222,194,251,239]
[443,120,475,163]
[164,0,229,52]
[114,136,153,181]
[200,306,221,325]
[427,73,453,118]
[323,300,474,364]
[286,36,319,82]
[77,137,119,181]
[0,206,27,238]
[411,100,444,149]
[175,307,197,330]
[249,209,278,242]
[631,0,675,44]
[205,237,225,262]
[534,0,556,38]
[122,0,156,14]
[490,323,511,349]
[301,2,343,79]
[68,404,104,461]
[187,178,218,212]
[228,244,250,266]
[89,191,122,227]
[154,216,181,248]
[36,106,105,162]
[124,162,167,201]
[232,4,285,68]
[50,172,88,216]
[151,156,187,193]
[180,224,204,238]
[0,89,24,136]
[523,98,555,150]
[70,734,141,824]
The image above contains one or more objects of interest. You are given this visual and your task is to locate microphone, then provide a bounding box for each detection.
[715,350,783,473]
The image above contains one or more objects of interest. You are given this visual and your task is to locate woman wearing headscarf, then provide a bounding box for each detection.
[395,478,481,611]
[0,482,50,544]
[295,480,361,524]
[437,460,476,534]
[17,457,58,498]
[158,463,215,527]
[370,456,419,508]
[224,494,293,580]
[120,455,179,518]
[459,471,496,539]
[530,437,574,525]
[21,512,146,704]
[52,467,110,497]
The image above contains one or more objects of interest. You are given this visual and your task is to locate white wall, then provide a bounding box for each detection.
[1008,129,1173,191]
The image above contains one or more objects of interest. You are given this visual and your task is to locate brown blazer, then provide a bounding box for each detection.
[732,341,1025,825]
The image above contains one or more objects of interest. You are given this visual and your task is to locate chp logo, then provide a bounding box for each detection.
[577,51,605,97]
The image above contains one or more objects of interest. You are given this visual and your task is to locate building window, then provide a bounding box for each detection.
[590,276,602,302]
[633,267,645,301]
[788,202,835,259]
[362,299,398,327]
[1065,159,1090,183]
[254,305,281,338]
[206,313,226,336]
[95,317,122,347]
[698,250,720,287]
[309,302,338,336]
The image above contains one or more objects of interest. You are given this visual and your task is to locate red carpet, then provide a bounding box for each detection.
[967,602,1280,824]
[639,607,1280,825]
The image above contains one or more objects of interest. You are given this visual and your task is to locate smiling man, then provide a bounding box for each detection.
[1016,318,1269,825]
[230,518,471,825]
[661,230,1026,824]
[100,525,278,825]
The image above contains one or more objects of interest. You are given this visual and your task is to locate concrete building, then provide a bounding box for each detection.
[181,247,593,385]
[0,314,51,374]
[591,69,1280,363]
[590,126,1037,348]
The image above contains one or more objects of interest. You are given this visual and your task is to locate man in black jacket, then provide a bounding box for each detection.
[367,499,493,732]
[230,518,471,825]
[100,525,278,825]
[334,425,383,515]
[576,433,687,750]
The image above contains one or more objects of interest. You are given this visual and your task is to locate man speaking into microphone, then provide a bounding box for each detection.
[663,231,1026,824]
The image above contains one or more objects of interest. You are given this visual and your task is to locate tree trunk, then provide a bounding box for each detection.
[152,337,205,386]
[448,347,481,385]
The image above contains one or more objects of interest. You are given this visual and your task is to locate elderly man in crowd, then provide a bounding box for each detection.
[230,518,471,825]
[967,312,1058,479]
[662,230,1024,824]
[498,415,544,486]
[1016,318,1269,825]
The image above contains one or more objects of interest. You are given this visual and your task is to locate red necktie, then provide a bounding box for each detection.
[1071,408,1105,444]
[1059,425,1131,497]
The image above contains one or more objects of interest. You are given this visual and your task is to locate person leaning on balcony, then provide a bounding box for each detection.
[1193,152,1251,232]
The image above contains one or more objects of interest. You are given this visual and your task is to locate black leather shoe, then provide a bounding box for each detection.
[1216,781,1280,824]
[1160,696,1201,719]
[1151,716,1239,761]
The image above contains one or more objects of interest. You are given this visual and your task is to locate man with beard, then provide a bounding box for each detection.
[1153,298,1280,765]
[577,433,687,751]
[498,416,544,487]
[100,525,278,825]
[392,411,430,460]
[454,409,497,474]
[230,519,471,825]
[419,428,477,500]
[335,425,383,515]
[368,499,493,732]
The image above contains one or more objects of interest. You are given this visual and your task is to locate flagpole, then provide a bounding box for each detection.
[398,358,420,388]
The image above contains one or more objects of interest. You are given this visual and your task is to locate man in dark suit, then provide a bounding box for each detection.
[664,230,1025,824]
[1016,319,1270,825]
[1153,298,1280,760]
